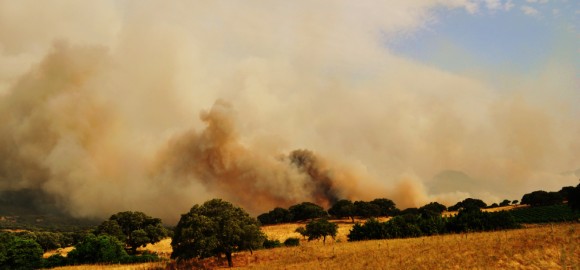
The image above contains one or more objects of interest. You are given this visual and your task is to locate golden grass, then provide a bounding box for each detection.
[442,204,528,217]
[260,218,389,243]
[139,238,172,259]
[44,246,75,258]
[48,221,579,269]
[236,223,580,270]
[50,262,166,270]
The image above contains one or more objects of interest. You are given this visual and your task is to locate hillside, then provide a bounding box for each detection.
[49,221,579,269]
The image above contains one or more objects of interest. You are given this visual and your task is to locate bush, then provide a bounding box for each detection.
[511,204,580,223]
[385,215,423,238]
[348,208,520,242]
[446,208,520,233]
[348,218,388,241]
[284,237,300,247]
[67,234,129,264]
[0,235,44,270]
[262,238,282,249]
[121,252,160,263]
[43,254,68,268]
[35,231,66,251]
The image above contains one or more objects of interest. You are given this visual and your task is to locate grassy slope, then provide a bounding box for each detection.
[50,222,579,270]
[240,223,579,269]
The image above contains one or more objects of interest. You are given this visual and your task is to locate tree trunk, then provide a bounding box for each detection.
[226,252,233,268]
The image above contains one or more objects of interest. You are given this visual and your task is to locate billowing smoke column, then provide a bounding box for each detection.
[155,100,352,212]
[0,2,578,223]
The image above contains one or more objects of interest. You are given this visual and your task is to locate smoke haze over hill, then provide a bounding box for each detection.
[0,1,578,223]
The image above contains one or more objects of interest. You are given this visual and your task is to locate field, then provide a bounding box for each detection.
[49,222,580,270]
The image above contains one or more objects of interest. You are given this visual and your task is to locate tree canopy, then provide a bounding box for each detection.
[303,219,338,244]
[448,198,487,211]
[288,202,327,221]
[521,191,563,207]
[568,184,580,211]
[419,202,447,217]
[96,211,167,253]
[328,199,356,222]
[171,199,265,267]
[257,207,292,225]
[67,234,128,264]
[353,201,381,218]
[370,198,399,216]
[0,233,43,270]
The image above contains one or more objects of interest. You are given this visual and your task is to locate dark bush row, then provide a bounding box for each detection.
[0,232,161,269]
[348,207,520,241]
[510,204,580,223]
[261,237,301,249]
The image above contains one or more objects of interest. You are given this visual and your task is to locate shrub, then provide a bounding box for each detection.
[0,235,44,270]
[263,239,282,249]
[284,237,300,247]
[348,218,389,241]
[43,254,68,268]
[67,234,129,264]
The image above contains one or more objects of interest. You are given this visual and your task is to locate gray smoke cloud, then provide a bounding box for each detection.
[0,1,578,223]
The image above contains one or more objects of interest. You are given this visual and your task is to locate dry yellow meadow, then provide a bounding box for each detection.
[238,222,579,270]
[49,222,579,270]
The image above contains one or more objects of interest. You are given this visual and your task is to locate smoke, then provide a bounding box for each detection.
[0,1,578,223]
[154,100,358,212]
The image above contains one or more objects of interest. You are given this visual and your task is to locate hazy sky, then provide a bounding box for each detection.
[390,0,578,77]
[0,0,578,222]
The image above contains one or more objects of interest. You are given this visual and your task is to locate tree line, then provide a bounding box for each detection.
[2,183,578,269]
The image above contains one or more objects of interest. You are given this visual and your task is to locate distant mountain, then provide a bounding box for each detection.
[0,189,99,231]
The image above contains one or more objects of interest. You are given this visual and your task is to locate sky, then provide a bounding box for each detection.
[0,0,578,223]
[390,0,578,78]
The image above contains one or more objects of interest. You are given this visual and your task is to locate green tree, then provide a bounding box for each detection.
[558,186,576,201]
[96,211,167,253]
[347,218,388,241]
[257,207,292,225]
[328,199,356,222]
[304,219,338,244]
[288,202,327,221]
[370,198,399,216]
[171,199,266,267]
[568,184,580,211]
[67,234,128,264]
[521,191,563,207]
[448,198,487,211]
[295,226,307,239]
[34,231,65,252]
[0,233,43,270]
[354,201,381,218]
[419,202,447,217]
[499,199,511,207]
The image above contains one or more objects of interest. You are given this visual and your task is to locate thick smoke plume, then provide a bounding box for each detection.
[155,100,354,212]
[0,1,578,223]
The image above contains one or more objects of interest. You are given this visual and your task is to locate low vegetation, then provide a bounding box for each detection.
[511,204,580,223]
[1,183,578,269]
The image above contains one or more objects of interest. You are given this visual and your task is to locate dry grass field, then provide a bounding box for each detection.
[48,221,579,270]
[240,222,580,270]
